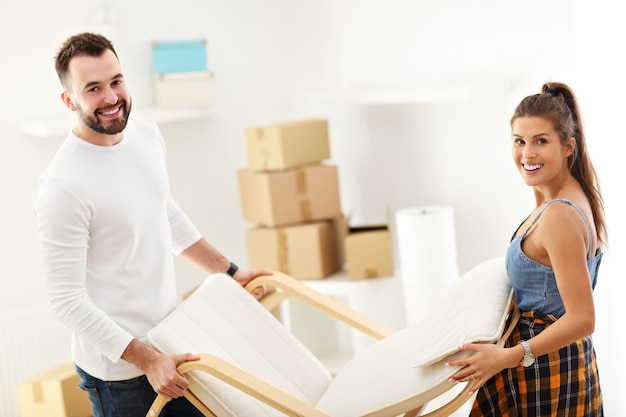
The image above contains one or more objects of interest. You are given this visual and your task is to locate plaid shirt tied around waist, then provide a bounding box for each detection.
[470,310,603,417]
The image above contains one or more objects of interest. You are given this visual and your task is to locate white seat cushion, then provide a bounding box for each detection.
[412,256,512,367]
[316,321,474,417]
[148,273,332,417]
[316,257,512,417]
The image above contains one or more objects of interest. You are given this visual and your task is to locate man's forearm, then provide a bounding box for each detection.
[121,338,197,401]
[180,238,230,274]
[121,338,159,371]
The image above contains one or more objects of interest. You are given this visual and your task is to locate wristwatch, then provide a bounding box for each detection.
[518,340,535,367]
[226,262,239,277]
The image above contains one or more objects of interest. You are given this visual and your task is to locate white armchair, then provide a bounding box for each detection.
[146,257,517,417]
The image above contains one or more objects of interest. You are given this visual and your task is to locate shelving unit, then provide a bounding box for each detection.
[19,106,212,139]
[308,79,517,106]
[135,106,212,123]
[279,269,405,374]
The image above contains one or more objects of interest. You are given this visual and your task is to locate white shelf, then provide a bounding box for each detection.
[19,114,74,138]
[19,106,212,138]
[319,85,474,105]
[135,106,212,123]
[308,79,516,105]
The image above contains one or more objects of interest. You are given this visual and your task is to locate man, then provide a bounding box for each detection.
[34,32,268,417]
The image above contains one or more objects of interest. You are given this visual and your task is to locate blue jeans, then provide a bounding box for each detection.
[75,365,205,417]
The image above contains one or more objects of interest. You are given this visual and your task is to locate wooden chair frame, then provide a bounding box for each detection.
[146,272,519,417]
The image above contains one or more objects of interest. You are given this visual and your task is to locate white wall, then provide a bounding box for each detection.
[1,0,622,415]
[572,0,626,411]
[310,0,577,271]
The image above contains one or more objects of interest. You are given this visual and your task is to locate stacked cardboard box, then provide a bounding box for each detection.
[238,119,344,279]
[18,362,92,417]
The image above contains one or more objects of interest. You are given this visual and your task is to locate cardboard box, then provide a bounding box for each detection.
[246,119,330,171]
[238,164,341,227]
[19,362,92,417]
[247,221,341,279]
[154,71,213,107]
[344,226,394,280]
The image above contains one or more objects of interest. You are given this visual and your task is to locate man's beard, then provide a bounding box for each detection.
[77,99,132,135]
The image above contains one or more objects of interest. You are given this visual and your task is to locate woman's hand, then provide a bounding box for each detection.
[446,343,522,394]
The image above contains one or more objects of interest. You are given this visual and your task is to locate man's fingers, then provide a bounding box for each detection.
[250,285,266,299]
[174,352,200,365]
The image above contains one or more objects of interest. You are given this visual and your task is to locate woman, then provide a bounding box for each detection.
[447,82,606,416]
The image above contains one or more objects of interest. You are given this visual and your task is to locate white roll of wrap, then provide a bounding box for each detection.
[395,206,459,326]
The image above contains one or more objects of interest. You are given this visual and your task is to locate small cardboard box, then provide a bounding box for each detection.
[153,71,213,107]
[245,119,330,171]
[238,164,341,227]
[19,362,92,417]
[247,220,341,279]
[344,225,394,280]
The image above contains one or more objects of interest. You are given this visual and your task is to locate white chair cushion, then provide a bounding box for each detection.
[147,274,332,417]
[316,321,474,417]
[316,257,512,417]
[412,256,512,367]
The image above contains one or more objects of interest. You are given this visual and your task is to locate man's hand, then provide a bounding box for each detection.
[232,267,273,299]
[122,339,200,401]
[143,352,200,400]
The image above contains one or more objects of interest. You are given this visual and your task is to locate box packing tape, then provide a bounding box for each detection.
[364,267,381,279]
[277,229,290,275]
[250,128,271,170]
[295,169,312,221]
[260,151,271,170]
[295,169,307,194]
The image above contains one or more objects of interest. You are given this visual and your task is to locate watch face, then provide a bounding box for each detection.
[521,356,535,367]
[519,341,535,367]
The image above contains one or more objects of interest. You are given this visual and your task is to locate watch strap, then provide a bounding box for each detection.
[519,340,535,367]
[226,262,239,277]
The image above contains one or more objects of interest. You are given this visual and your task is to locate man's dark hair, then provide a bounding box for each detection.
[55,32,118,89]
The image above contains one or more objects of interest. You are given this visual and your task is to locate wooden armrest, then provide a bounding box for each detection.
[147,392,217,417]
[245,272,394,340]
[146,354,329,417]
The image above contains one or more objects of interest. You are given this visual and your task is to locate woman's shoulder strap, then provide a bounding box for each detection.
[531,198,593,257]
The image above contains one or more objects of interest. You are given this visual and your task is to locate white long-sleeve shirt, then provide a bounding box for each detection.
[34,116,201,381]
